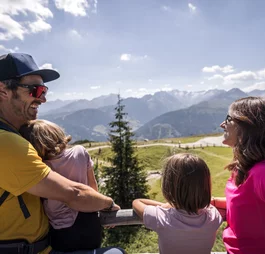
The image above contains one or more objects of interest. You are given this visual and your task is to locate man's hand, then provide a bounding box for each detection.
[111,203,120,211]
[101,201,120,211]
[101,202,121,229]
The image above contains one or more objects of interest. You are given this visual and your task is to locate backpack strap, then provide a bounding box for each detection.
[17,195,31,219]
[0,120,20,135]
[0,191,9,206]
[0,120,31,219]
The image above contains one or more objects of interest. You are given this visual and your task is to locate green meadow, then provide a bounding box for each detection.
[88,138,233,253]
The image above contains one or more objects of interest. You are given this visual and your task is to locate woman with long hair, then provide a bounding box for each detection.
[212,96,265,254]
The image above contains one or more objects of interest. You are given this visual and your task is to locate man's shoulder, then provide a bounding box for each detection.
[0,130,30,148]
[0,130,40,163]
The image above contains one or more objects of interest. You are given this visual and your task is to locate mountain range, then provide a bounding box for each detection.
[39,88,264,141]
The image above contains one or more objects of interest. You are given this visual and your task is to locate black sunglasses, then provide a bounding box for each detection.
[15,83,48,98]
[225,115,233,124]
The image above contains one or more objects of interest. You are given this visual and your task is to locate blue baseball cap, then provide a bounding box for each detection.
[0,53,60,82]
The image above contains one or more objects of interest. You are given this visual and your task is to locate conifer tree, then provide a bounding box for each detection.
[102,94,149,209]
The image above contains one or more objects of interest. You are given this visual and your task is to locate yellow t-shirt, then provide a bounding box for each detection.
[0,130,51,253]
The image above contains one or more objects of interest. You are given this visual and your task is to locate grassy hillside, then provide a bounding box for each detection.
[89,143,233,253]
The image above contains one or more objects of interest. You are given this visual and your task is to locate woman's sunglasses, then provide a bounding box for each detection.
[15,83,48,98]
[225,115,233,124]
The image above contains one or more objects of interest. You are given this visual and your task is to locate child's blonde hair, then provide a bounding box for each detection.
[20,119,72,160]
[162,153,211,214]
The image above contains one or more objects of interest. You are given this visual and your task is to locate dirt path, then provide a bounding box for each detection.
[87,136,227,152]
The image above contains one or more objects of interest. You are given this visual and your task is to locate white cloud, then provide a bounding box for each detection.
[161,6,171,12]
[221,65,235,73]
[69,29,82,39]
[202,66,216,73]
[258,69,265,79]
[120,54,131,61]
[208,74,224,81]
[64,92,84,97]
[202,65,234,73]
[40,63,55,70]
[28,17,51,33]
[0,44,19,53]
[243,82,265,92]
[161,84,172,92]
[90,86,100,89]
[161,87,172,92]
[0,0,96,41]
[0,0,53,41]
[201,65,265,90]
[0,0,53,18]
[188,3,196,13]
[0,13,26,40]
[91,0,98,14]
[120,53,148,62]
[132,88,150,98]
[140,55,148,60]
[125,87,179,98]
[54,0,89,16]
[224,71,257,83]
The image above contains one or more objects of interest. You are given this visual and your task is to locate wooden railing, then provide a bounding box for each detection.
[99,208,227,254]
[99,208,226,226]
[100,209,141,226]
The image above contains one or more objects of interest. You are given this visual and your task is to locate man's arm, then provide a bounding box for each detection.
[27,170,119,212]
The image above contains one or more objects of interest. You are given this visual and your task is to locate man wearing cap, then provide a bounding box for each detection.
[0,53,125,254]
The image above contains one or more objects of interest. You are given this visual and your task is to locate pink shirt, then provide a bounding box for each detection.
[143,205,222,254]
[43,145,94,229]
[223,160,265,254]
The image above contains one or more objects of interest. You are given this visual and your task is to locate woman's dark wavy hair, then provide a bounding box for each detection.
[226,96,265,186]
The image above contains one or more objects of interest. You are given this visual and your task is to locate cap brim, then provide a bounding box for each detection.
[19,69,60,83]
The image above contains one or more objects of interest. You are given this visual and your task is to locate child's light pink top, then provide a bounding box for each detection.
[223,160,265,254]
[43,145,93,229]
[143,205,222,254]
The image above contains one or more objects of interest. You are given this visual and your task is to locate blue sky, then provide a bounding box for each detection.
[1,0,265,100]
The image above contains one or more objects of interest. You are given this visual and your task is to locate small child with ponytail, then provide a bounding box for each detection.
[20,119,101,252]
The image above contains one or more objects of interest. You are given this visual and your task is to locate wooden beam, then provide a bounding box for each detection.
[100,208,226,226]
[100,209,142,226]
